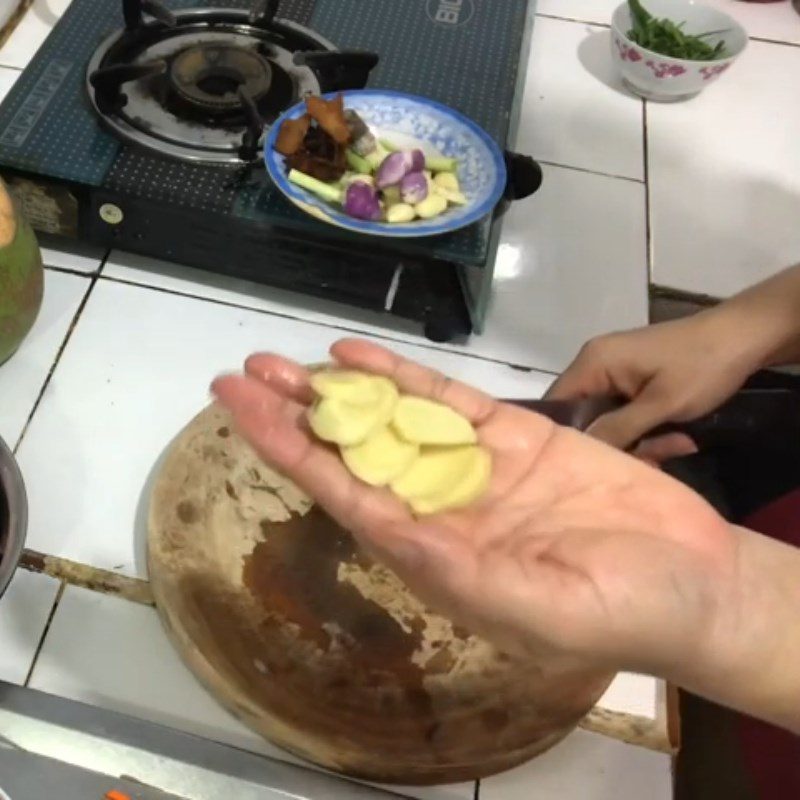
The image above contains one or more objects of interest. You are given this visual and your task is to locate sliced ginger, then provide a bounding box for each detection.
[307,369,490,514]
[310,370,384,406]
[410,447,491,515]
[342,425,419,487]
[391,445,479,500]
[392,396,477,445]
[309,377,398,446]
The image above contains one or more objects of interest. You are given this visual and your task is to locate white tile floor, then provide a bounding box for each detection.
[0,570,59,685]
[480,163,647,370]
[596,671,658,718]
[649,37,800,297]
[479,727,671,800]
[15,279,555,577]
[709,0,800,43]
[536,0,617,24]
[0,270,88,448]
[28,586,476,800]
[513,16,644,180]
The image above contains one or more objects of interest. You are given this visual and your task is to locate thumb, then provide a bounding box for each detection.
[545,349,610,401]
[588,382,677,450]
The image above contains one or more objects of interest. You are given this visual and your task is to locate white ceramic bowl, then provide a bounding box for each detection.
[611,0,748,101]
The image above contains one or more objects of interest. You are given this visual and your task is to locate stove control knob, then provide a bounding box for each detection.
[99,203,124,225]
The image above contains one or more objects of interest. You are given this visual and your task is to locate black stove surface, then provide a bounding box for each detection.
[0,0,536,341]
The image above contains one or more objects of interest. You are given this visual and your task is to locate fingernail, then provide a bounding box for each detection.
[210,374,237,402]
[211,375,265,415]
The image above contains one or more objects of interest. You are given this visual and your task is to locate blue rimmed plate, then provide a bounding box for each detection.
[264,89,507,238]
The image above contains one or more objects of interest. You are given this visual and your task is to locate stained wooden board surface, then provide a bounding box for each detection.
[147,403,616,785]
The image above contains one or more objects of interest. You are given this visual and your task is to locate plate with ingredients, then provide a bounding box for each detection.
[264,90,507,238]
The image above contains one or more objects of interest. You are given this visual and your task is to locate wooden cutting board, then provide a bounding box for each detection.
[148,404,614,785]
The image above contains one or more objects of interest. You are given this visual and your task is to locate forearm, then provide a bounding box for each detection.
[700,264,800,369]
[670,525,800,733]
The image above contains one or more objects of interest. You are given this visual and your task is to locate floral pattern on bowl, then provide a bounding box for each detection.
[645,59,687,79]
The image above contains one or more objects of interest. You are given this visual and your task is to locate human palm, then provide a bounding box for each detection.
[213,339,738,676]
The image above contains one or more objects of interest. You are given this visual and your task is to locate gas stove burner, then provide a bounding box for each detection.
[169,44,273,114]
[86,0,379,164]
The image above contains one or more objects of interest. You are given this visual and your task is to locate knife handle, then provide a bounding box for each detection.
[651,389,800,453]
[507,390,799,455]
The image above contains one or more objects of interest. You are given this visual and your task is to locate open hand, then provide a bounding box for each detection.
[213,339,738,679]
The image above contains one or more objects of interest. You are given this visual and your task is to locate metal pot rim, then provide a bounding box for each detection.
[0,433,27,599]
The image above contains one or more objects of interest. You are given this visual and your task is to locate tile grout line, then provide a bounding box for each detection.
[537,157,644,185]
[12,254,108,454]
[651,283,719,307]
[96,272,560,377]
[750,34,800,49]
[535,12,610,27]
[23,581,66,688]
[43,263,104,279]
[97,247,111,275]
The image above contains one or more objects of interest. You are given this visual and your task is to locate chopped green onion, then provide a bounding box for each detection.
[346,149,373,174]
[288,169,342,204]
[626,0,729,60]
[426,156,458,174]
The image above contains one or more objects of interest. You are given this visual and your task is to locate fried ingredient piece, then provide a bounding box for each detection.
[275,113,311,156]
[306,93,350,144]
[286,126,348,181]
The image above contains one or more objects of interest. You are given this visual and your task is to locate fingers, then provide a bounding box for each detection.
[588,381,677,450]
[632,433,698,463]
[330,338,497,424]
[212,375,409,533]
[244,353,315,404]
[212,374,311,466]
[241,340,498,426]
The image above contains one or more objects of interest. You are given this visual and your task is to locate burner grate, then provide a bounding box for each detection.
[0,0,319,184]
[168,44,273,113]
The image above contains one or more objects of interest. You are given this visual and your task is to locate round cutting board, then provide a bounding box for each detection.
[148,404,613,784]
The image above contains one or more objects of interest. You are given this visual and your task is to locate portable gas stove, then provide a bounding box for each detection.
[0,0,540,341]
